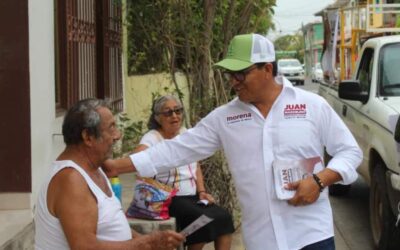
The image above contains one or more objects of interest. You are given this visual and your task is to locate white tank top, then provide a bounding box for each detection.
[35,160,132,250]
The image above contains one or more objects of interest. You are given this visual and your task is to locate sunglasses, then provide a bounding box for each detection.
[157,107,184,117]
[223,64,259,82]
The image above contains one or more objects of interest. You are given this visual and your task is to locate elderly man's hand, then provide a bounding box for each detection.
[150,230,185,250]
[286,176,320,206]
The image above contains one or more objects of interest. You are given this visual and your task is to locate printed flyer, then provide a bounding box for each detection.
[180,215,214,237]
[273,156,323,200]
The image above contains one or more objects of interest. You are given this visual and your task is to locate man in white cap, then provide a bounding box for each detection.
[105,34,362,250]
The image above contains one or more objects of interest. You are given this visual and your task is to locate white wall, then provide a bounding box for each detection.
[29,0,65,209]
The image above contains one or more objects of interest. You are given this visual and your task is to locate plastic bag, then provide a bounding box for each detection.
[126,176,177,220]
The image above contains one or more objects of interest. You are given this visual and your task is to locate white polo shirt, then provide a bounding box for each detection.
[131,77,362,250]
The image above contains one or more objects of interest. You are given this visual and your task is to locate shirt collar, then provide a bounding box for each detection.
[276,76,297,99]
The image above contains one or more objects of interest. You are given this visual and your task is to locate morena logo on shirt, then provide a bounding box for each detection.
[226,112,252,124]
[283,104,307,119]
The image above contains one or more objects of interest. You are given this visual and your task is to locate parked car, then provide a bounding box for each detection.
[277,58,305,85]
[311,63,323,82]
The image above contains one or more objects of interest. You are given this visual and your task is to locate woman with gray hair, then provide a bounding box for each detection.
[133,95,234,250]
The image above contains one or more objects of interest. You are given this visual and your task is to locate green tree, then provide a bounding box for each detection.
[126,0,276,122]
[274,34,304,62]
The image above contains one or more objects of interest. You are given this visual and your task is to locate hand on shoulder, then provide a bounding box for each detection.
[102,159,119,177]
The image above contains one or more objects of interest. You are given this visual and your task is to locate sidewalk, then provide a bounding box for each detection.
[119,172,245,249]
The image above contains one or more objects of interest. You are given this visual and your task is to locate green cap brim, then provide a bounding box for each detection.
[214,59,254,71]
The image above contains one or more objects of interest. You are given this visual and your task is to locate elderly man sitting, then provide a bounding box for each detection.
[34,98,184,250]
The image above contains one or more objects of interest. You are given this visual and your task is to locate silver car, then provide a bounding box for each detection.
[277,58,305,85]
[312,63,323,82]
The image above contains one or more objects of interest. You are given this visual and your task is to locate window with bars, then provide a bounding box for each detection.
[55,0,123,113]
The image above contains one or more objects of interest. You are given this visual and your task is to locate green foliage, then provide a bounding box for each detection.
[126,1,171,74]
[274,34,305,62]
[126,0,276,77]
[126,0,277,124]
[113,112,145,158]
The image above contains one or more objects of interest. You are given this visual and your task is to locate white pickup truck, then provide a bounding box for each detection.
[318,35,400,249]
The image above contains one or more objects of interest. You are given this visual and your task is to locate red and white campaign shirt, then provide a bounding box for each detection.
[131,76,362,250]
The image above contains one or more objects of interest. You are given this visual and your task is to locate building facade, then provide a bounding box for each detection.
[0,0,123,247]
[302,22,324,77]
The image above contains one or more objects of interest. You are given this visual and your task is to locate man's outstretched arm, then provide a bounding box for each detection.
[103,113,222,177]
[103,157,137,176]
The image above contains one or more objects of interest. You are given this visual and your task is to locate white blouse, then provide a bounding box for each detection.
[140,129,198,196]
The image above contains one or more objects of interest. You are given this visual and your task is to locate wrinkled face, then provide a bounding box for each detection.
[226,64,272,103]
[94,107,121,160]
[156,99,183,134]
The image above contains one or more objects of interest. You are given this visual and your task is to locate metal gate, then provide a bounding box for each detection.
[57,0,123,112]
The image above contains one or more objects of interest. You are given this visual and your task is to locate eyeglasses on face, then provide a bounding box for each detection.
[157,107,184,117]
[223,64,259,82]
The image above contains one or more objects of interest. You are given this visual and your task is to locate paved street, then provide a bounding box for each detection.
[330,178,375,250]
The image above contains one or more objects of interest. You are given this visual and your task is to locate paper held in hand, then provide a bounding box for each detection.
[180,215,214,237]
[273,156,323,200]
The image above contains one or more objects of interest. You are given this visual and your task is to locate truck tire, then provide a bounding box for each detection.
[328,184,351,196]
[369,163,400,249]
